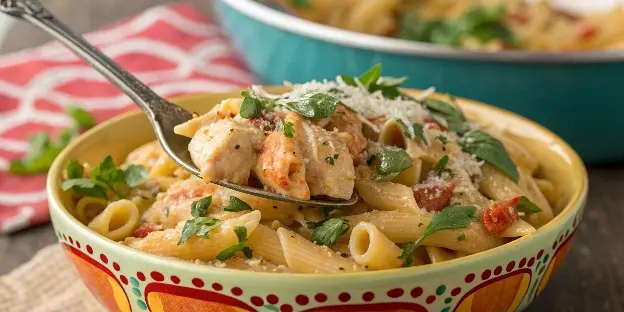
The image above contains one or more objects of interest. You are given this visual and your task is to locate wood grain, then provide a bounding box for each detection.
[1,0,623,311]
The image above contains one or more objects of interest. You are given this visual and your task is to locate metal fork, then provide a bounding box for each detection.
[0,0,357,206]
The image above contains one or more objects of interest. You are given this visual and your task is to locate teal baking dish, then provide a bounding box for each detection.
[214,0,624,164]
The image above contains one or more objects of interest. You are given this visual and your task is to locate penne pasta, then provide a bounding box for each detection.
[349,222,403,270]
[246,224,288,266]
[88,199,140,241]
[276,227,363,273]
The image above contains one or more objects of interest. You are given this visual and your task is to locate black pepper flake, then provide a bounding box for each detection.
[340,253,348,258]
[333,154,339,159]
[338,267,344,271]
[272,205,278,209]
[235,144,240,149]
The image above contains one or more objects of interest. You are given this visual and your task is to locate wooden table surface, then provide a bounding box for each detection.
[1,1,623,311]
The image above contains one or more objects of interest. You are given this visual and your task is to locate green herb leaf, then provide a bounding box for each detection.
[422,98,468,134]
[290,0,309,8]
[224,196,253,212]
[325,156,335,165]
[61,178,108,199]
[374,148,412,181]
[357,64,382,88]
[65,105,95,130]
[340,75,357,86]
[264,305,280,312]
[215,226,249,261]
[398,242,418,267]
[309,218,349,246]
[177,217,222,245]
[191,196,213,218]
[277,92,339,118]
[458,233,466,241]
[65,160,84,179]
[123,164,147,187]
[239,90,263,118]
[515,196,543,213]
[8,133,63,175]
[434,155,453,178]
[397,120,428,144]
[275,119,295,138]
[460,130,519,183]
[376,76,408,87]
[399,205,478,266]
[89,155,126,198]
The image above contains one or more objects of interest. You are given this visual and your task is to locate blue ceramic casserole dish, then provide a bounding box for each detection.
[214,0,624,164]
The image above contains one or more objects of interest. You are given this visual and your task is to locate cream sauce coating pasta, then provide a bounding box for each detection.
[64,74,562,273]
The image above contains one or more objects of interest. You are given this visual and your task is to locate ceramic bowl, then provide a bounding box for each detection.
[213,0,624,164]
[48,90,588,312]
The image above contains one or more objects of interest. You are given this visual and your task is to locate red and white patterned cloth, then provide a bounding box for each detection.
[0,4,255,233]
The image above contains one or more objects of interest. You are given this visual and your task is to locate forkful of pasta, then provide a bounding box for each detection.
[1,0,358,207]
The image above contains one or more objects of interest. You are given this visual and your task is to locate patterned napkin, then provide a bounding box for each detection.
[0,3,255,233]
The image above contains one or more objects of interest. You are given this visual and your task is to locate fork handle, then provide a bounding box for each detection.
[0,0,162,118]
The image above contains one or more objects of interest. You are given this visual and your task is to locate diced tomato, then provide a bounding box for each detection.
[578,23,597,40]
[412,182,455,212]
[482,197,521,234]
[133,223,160,238]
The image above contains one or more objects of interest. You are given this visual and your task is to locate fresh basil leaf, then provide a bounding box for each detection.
[373,171,402,182]
[65,105,95,130]
[57,127,78,146]
[309,218,349,246]
[196,218,223,238]
[90,155,123,184]
[215,226,249,261]
[177,217,222,244]
[191,196,213,218]
[398,241,418,267]
[422,98,468,134]
[239,91,263,118]
[515,196,542,213]
[460,130,519,183]
[275,119,295,138]
[8,133,63,175]
[224,196,252,212]
[61,178,108,199]
[277,92,339,118]
[65,160,84,179]
[123,164,147,187]
[399,205,478,266]
[358,64,382,88]
[374,148,412,181]
[340,75,357,86]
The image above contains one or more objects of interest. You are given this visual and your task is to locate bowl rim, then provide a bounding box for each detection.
[218,0,624,64]
[48,90,588,280]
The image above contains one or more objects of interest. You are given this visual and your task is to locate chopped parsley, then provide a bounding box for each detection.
[398,205,479,267]
[216,226,253,261]
[61,155,147,200]
[397,120,429,145]
[433,155,454,178]
[276,119,295,138]
[515,196,543,214]
[308,218,350,246]
[325,156,335,165]
[177,196,223,245]
[224,196,253,212]
[239,90,264,118]
[435,135,448,146]
[457,233,466,241]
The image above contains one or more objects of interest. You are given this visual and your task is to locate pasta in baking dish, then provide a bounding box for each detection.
[273,0,624,52]
[62,65,562,273]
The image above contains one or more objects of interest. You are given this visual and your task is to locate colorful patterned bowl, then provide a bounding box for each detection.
[214,0,624,164]
[48,90,588,312]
